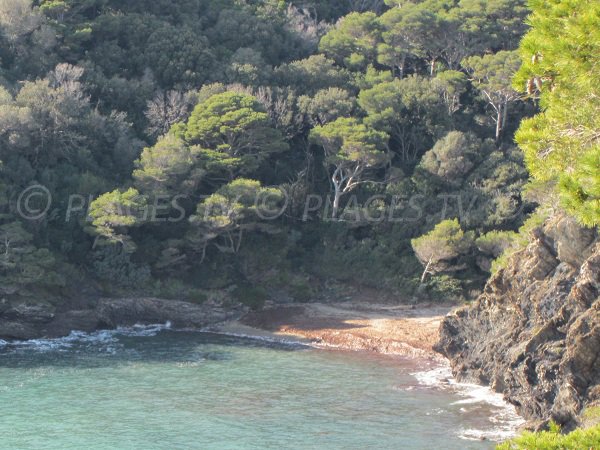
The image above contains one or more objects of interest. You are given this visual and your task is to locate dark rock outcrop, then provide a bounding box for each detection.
[435,214,600,429]
[96,297,243,329]
[0,297,245,341]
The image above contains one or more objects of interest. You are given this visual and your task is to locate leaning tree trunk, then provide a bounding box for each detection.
[420,257,433,283]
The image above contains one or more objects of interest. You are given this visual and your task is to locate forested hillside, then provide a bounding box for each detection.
[0,0,536,304]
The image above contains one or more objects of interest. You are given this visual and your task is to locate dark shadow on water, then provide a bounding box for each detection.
[0,330,309,369]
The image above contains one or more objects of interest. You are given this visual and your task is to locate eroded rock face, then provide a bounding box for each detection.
[0,297,245,341]
[435,214,600,429]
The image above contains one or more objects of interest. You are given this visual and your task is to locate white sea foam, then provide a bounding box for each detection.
[113,321,172,337]
[2,322,311,354]
[4,322,173,352]
[411,362,525,442]
[412,364,453,386]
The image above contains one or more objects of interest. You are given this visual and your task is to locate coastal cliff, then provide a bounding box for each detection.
[435,213,600,429]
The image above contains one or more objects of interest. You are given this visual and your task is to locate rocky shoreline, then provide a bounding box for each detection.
[435,214,600,431]
[0,297,245,341]
[0,294,450,364]
[11,236,597,434]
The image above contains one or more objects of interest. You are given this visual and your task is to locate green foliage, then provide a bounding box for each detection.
[411,219,474,282]
[298,87,355,126]
[378,0,528,76]
[232,284,267,311]
[91,246,151,291]
[496,422,600,450]
[559,145,600,228]
[274,55,354,94]
[0,221,64,288]
[288,278,314,303]
[143,24,214,87]
[490,210,549,274]
[581,406,600,429]
[476,230,518,259]
[419,132,482,184]
[425,275,464,300]
[0,0,56,77]
[188,178,285,254]
[87,188,147,251]
[463,50,521,140]
[514,0,600,226]
[151,277,208,303]
[319,12,381,70]
[433,70,468,115]
[310,117,389,216]
[184,91,289,180]
[311,117,389,168]
[358,75,450,164]
[464,50,521,93]
[133,134,194,195]
[0,0,536,302]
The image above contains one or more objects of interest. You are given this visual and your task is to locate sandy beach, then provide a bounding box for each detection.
[212,302,451,360]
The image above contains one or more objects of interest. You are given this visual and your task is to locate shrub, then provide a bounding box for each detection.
[476,230,518,258]
[288,279,313,303]
[233,285,268,311]
[419,131,483,184]
[91,246,152,291]
[425,275,463,300]
[496,421,600,449]
[490,210,550,274]
[411,219,474,283]
[152,278,208,304]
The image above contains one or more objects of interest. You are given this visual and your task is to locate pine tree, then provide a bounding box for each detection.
[514,0,600,226]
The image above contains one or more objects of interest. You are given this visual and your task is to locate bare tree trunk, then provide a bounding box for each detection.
[235,228,243,253]
[332,186,342,219]
[198,243,207,264]
[495,107,503,143]
[420,258,432,283]
[500,100,509,141]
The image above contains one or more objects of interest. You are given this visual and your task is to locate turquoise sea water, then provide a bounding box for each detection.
[0,327,520,449]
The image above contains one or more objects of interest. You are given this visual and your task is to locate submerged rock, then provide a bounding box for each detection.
[435,213,600,430]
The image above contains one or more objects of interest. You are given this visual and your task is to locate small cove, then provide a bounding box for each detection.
[0,327,521,449]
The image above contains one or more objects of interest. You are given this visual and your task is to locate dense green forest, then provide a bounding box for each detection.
[0,0,545,304]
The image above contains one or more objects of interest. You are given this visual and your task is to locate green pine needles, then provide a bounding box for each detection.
[514,0,600,227]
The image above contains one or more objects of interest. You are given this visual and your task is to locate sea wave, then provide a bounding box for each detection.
[411,362,525,442]
[1,322,173,352]
[0,323,312,354]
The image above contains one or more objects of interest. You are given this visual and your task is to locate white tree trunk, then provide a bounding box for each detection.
[420,257,432,284]
[332,185,342,219]
[495,107,503,142]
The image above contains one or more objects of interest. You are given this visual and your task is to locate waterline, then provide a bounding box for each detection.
[0,328,518,449]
